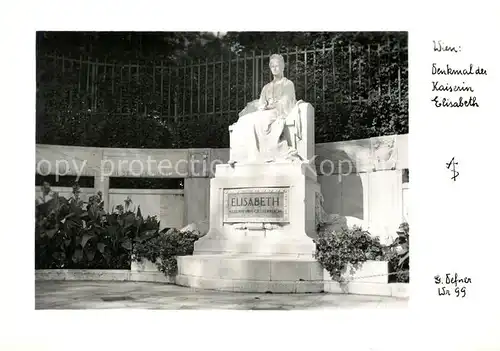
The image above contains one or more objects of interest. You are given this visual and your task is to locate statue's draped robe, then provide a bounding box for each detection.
[230,77,302,163]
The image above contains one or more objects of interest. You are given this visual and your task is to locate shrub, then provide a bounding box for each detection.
[384,222,409,283]
[35,188,201,276]
[35,191,161,270]
[314,222,410,284]
[132,228,199,276]
[314,226,385,282]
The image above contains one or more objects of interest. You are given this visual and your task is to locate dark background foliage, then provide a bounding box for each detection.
[36,31,408,149]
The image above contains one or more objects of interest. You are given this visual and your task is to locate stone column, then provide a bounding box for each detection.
[183,149,211,228]
[367,169,402,244]
[183,177,210,227]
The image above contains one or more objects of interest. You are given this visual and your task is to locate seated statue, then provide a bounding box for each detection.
[228,54,314,165]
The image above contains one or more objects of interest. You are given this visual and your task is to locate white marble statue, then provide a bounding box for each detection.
[228,54,307,165]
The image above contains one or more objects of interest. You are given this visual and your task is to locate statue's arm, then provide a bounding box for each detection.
[257,85,267,110]
[237,86,266,118]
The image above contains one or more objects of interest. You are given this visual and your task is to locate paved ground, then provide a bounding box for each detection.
[35,281,408,310]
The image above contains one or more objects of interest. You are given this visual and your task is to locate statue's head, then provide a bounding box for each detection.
[269,54,285,76]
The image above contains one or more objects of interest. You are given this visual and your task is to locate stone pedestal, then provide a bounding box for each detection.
[195,162,320,257]
[176,162,325,293]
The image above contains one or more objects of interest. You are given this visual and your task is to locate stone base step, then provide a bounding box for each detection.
[176,254,324,293]
[176,274,323,293]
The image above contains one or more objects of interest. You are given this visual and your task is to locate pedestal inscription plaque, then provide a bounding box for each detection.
[223,187,289,223]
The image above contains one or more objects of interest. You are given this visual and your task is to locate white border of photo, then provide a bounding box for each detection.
[1,0,500,350]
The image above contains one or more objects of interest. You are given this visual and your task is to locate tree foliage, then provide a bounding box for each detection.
[36,31,408,148]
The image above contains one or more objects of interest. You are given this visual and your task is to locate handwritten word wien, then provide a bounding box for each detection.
[433,40,461,53]
[434,273,471,298]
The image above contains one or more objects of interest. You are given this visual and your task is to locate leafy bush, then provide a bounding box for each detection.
[35,189,201,276]
[35,192,161,269]
[384,222,409,283]
[132,228,200,276]
[314,226,385,282]
[314,222,410,283]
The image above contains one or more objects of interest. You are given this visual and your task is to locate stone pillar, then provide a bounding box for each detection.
[367,169,403,244]
[183,149,211,228]
[183,177,210,227]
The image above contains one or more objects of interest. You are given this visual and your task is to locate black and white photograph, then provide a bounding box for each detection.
[5,0,500,349]
[34,31,409,309]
